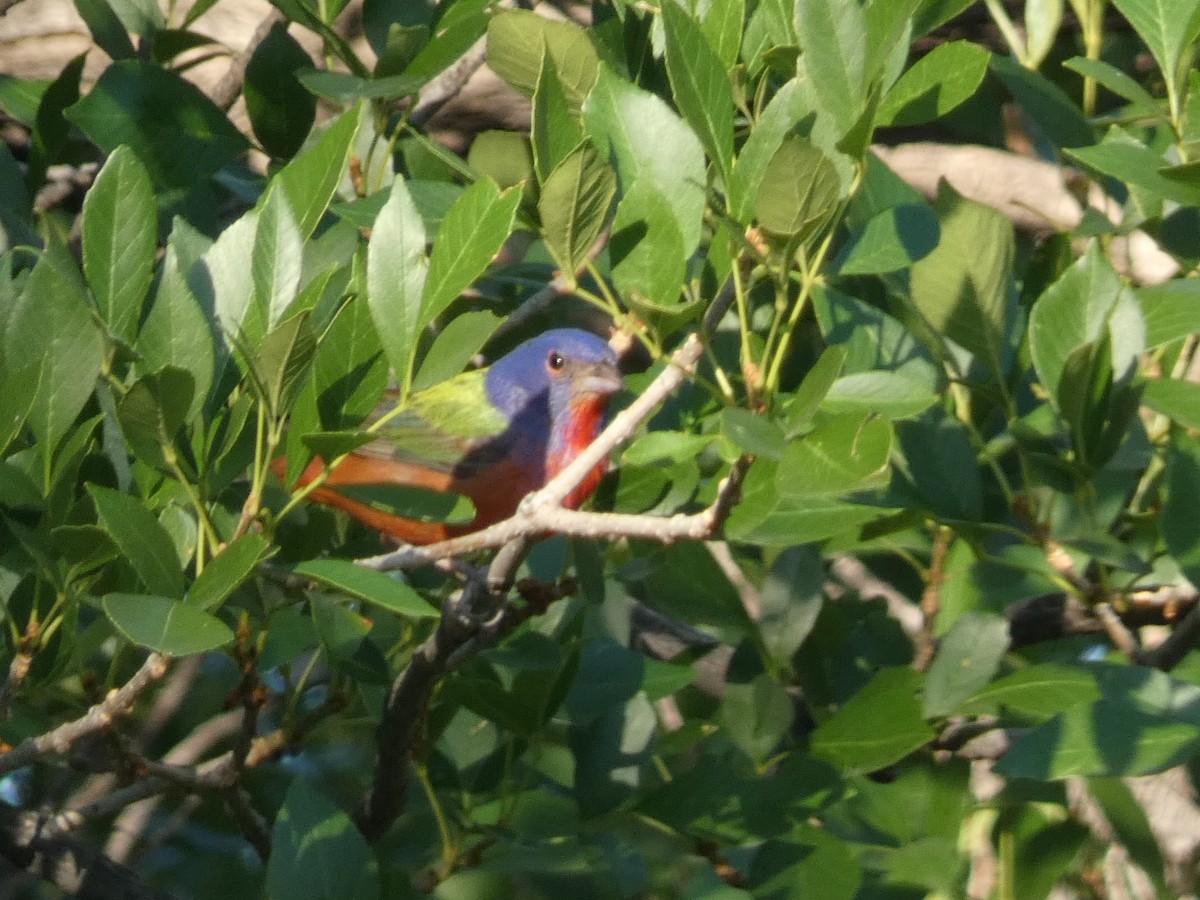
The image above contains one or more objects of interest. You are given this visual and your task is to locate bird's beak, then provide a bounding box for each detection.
[572,359,623,397]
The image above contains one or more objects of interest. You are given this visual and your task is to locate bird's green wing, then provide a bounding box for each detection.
[356,369,509,472]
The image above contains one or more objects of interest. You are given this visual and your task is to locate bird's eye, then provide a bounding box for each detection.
[548,351,565,371]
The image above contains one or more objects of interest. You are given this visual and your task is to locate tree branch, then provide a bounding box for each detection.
[0,804,175,900]
[0,654,170,777]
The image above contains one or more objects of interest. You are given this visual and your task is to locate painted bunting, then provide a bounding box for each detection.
[276,328,623,544]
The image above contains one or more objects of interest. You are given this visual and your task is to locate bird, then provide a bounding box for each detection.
[274,328,623,545]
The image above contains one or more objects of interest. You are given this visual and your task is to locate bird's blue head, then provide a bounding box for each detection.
[484,329,622,426]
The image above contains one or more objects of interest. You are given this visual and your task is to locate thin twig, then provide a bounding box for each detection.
[914,527,953,671]
[0,654,170,777]
[409,40,489,129]
[224,787,272,863]
[0,804,175,900]
[1138,601,1200,671]
[0,650,32,724]
[211,9,286,111]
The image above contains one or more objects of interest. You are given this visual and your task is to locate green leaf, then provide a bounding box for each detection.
[721,673,794,763]
[367,178,427,396]
[755,135,841,237]
[371,22,429,76]
[794,0,866,136]
[136,222,215,421]
[65,60,248,189]
[1143,378,1200,430]
[1110,0,1200,111]
[894,410,982,521]
[0,362,38,457]
[103,593,233,655]
[293,559,439,619]
[538,145,616,281]
[423,179,521,324]
[776,412,892,498]
[821,371,937,420]
[1068,126,1200,206]
[117,367,194,467]
[307,294,388,431]
[29,53,85,189]
[74,0,137,60]
[1063,56,1168,125]
[531,47,583,183]
[486,10,599,112]
[720,408,785,459]
[837,203,939,275]
[244,23,318,159]
[412,311,501,392]
[298,431,376,461]
[253,310,316,416]
[88,484,187,597]
[296,70,425,103]
[266,780,381,900]
[572,693,657,816]
[909,181,1014,379]
[1087,778,1172,900]
[877,41,990,126]
[104,0,163,36]
[274,103,363,239]
[253,186,304,330]
[4,245,103,454]
[1164,434,1200,590]
[403,0,491,79]
[608,180,688,312]
[989,54,1095,148]
[622,431,715,466]
[960,664,1101,718]
[1138,279,1200,349]
[923,612,1009,718]
[81,145,157,342]
[998,694,1200,779]
[758,545,824,668]
[584,64,705,254]
[701,0,745,69]
[785,345,847,437]
[728,78,804,223]
[750,833,860,900]
[662,1,735,179]
[187,533,271,612]
[811,667,935,774]
[0,76,50,128]
[1029,242,1123,404]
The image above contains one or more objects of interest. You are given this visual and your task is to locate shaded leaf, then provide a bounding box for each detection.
[81,145,157,342]
[293,559,438,619]
[103,593,232,655]
[811,667,935,773]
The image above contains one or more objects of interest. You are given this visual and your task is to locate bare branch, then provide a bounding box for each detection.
[1138,600,1200,671]
[224,787,272,863]
[0,654,170,777]
[0,649,32,724]
[211,9,286,111]
[0,804,175,900]
[409,39,489,129]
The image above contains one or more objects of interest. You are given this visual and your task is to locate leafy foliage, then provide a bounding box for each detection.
[4,0,1200,896]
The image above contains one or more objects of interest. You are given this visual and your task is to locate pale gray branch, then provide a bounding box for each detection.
[0,654,170,777]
